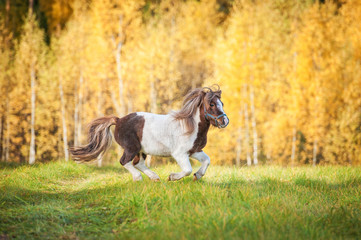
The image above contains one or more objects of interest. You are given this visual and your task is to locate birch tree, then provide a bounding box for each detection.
[14,12,45,164]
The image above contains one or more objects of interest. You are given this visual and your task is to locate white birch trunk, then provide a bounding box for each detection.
[113,16,125,116]
[74,89,79,146]
[244,107,251,166]
[97,83,103,167]
[29,65,36,165]
[150,80,157,113]
[97,153,104,168]
[243,85,251,166]
[74,72,83,146]
[5,98,9,162]
[235,125,242,167]
[3,0,9,162]
[168,16,176,109]
[77,73,83,144]
[291,127,297,166]
[115,45,125,116]
[127,92,133,114]
[110,89,121,116]
[146,155,152,168]
[313,139,317,166]
[59,75,69,161]
[266,151,271,164]
[147,68,156,167]
[250,85,258,165]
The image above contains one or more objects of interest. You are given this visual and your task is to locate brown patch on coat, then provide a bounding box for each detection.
[114,113,145,165]
[132,153,147,166]
[188,105,211,155]
[132,154,141,165]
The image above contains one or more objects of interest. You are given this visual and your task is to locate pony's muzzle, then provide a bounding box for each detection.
[217,115,229,128]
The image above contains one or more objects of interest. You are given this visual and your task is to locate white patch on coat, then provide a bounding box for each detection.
[216,98,229,126]
[137,109,200,158]
[124,162,142,181]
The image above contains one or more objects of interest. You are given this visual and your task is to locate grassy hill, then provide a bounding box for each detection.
[1,161,360,239]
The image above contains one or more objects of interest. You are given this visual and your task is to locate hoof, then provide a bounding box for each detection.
[193,172,202,181]
[152,178,160,182]
[193,174,198,181]
[168,173,178,181]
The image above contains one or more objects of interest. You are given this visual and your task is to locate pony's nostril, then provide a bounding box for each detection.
[223,116,229,126]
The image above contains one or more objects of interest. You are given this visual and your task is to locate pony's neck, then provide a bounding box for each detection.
[188,104,210,154]
[198,104,211,133]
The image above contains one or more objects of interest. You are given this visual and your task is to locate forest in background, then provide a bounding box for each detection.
[0,0,360,166]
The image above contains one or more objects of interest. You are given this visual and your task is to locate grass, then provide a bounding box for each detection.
[0,161,360,240]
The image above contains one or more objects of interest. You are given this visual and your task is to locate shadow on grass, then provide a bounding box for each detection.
[0,160,128,175]
[0,161,28,169]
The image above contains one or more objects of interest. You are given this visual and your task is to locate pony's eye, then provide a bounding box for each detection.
[210,103,215,107]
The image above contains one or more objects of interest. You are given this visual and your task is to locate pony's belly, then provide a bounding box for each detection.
[140,136,172,157]
[141,143,171,157]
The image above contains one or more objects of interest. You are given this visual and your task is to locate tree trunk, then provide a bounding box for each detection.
[74,90,79,146]
[97,81,103,167]
[4,99,10,162]
[313,139,317,166]
[110,87,121,116]
[59,75,69,161]
[168,15,176,109]
[150,79,157,113]
[291,127,296,166]
[127,92,133,114]
[29,0,34,13]
[235,110,243,167]
[74,72,83,146]
[243,85,251,166]
[235,125,242,167]
[3,0,10,162]
[29,64,36,165]
[250,85,258,165]
[146,155,152,168]
[77,73,84,144]
[115,45,125,116]
[114,16,125,116]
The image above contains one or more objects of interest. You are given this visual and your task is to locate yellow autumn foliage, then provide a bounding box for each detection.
[0,0,360,166]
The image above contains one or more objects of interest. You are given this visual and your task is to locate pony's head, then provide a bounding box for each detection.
[202,85,229,129]
[172,85,229,134]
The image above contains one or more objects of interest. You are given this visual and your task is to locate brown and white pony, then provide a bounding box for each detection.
[70,86,229,181]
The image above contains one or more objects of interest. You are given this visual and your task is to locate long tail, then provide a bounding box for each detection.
[69,116,118,163]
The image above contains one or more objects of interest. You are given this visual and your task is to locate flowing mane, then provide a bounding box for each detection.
[172,85,222,134]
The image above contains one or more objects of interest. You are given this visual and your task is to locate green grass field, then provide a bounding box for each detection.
[0,161,360,240]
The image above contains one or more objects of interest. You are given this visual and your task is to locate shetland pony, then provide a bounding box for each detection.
[70,86,229,181]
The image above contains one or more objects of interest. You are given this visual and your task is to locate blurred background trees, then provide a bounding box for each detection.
[0,0,360,166]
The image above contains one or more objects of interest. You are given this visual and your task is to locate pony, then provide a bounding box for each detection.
[69,85,229,181]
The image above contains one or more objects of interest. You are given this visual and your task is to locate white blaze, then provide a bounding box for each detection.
[217,99,229,126]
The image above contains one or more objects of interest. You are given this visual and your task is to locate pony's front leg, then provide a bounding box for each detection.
[191,151,210,181]
[168,153,192,181]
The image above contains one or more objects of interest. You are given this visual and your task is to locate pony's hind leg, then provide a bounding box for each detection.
[121,151,143,181]
[168,153,192,181]
[134,153,160,181]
